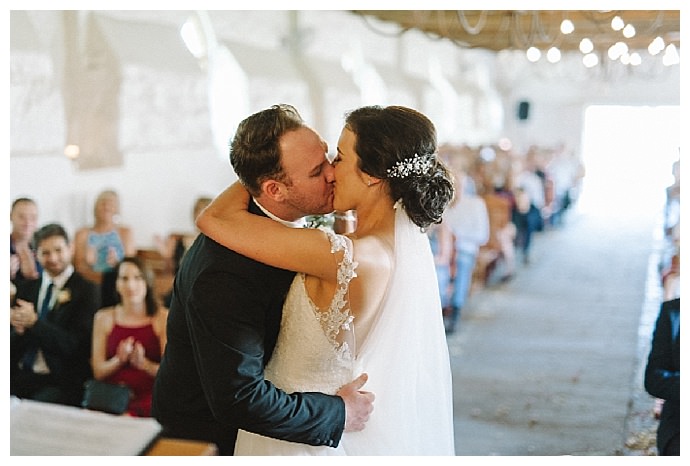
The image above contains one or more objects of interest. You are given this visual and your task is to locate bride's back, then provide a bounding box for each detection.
[343,234,394,353]
[302,228,393,355]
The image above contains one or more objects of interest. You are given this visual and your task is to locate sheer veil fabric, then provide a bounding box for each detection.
[342,203,455,455]
[235,203,455,455]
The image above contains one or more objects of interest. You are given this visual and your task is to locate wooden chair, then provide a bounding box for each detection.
[471,193,512,290]
[136,248,174,304]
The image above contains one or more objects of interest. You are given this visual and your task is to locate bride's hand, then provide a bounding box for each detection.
[337,373,375,432]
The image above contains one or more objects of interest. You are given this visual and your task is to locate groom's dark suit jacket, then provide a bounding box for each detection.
[152,200,345,455]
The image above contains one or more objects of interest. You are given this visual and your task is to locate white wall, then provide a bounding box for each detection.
[9,10,680,249]
[10,147,230,248]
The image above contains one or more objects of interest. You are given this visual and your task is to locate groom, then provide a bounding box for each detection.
[152,104,374,455]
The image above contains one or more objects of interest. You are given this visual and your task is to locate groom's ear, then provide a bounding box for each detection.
[261,179,287,202]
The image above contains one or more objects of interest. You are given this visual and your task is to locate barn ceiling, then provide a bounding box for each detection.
[351,10,680,53]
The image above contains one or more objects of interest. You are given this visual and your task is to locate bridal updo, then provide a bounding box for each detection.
[344,105,455,229]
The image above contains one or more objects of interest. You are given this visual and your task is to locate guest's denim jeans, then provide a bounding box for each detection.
[449,250,477,321]
[435,264,451,309]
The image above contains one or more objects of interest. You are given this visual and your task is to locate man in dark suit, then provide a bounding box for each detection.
[644,298,680,456]
[10,223,101,407]
[152,104,374,455]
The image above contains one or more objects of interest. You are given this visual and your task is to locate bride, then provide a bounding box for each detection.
[197,105,456,455]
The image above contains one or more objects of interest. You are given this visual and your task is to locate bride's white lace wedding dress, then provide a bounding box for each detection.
[234,205,455,455]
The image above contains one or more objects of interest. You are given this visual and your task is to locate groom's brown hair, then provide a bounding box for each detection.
[229,104,306,196]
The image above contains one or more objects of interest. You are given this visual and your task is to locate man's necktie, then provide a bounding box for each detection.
[21,282,54,371]
[39,282,54,319]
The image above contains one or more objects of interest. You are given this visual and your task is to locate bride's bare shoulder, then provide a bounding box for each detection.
[349,235,393,273]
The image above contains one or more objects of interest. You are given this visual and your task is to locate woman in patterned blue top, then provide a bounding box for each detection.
[74,189,136,306]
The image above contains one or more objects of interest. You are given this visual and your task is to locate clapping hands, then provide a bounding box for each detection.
[10,299,38,335]
[106,246,120,268]
[115,336,151,371]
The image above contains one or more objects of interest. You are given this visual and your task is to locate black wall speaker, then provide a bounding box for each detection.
[517,100,530,120]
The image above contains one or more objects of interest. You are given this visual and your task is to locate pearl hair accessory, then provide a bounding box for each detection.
[386,153,433,179]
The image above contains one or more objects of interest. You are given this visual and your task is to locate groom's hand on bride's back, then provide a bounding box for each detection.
[337,373,375,432]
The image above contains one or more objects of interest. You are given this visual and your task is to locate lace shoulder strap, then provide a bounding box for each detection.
[315,228,358,345]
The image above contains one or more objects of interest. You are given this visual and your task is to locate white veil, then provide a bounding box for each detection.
[344,203,455,455]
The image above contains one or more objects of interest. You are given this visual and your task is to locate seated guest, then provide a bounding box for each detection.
[10,197,41,284]
[91,257,168,417]
[156,196,212,273]
[511,186,541,265]
[426,221,454,312]
[443,173,490,334]
[11,223,101,407]
[155,196,211,307]
[74,189,136,307]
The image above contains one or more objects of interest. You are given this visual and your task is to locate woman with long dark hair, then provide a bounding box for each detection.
[198,105,456,455]
[91,256,168,417]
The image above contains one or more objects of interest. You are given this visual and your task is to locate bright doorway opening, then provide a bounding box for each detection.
[578,105,679,227]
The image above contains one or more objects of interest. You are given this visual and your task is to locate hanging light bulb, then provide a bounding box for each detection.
[648,36,665,55]
[526,46,541,62]
[64,144,80,160]
[623,24,636,38]
[608,41,628,60]
[611,16,624,31]
[546,46,561,63]
[579,38,594,54]
[663,44,680,66]
[583,53,598,68]
[560,19,574,34]
[629,52,642,66]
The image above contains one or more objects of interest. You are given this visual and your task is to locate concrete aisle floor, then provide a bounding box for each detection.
[447,208,664,456]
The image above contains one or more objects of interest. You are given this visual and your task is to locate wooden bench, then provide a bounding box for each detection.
[146,438,217,455]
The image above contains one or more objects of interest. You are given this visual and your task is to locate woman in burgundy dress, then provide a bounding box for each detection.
[91,256,168,416]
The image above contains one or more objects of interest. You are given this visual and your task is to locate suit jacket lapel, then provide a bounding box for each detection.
[45,274,74,322]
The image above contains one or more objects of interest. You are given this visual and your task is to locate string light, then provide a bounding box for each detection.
[608,41,628,61]
[611,16,624,31]
[629,52,642,66]
[622,24,636,39]
[648,36,665,55]
[579,38,593,54]
[560,19,574,34]
[546,47,561,63]
[663,44,680,66]
[582,53,598,68]
[361,11,679,70]
[526,46,541,62]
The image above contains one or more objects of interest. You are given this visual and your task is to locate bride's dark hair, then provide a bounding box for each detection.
[344,105,455,229]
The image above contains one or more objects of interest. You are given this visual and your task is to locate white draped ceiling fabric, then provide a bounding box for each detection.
[63,11,123,170]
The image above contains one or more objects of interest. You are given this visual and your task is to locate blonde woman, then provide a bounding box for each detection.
[74,189,136,306]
